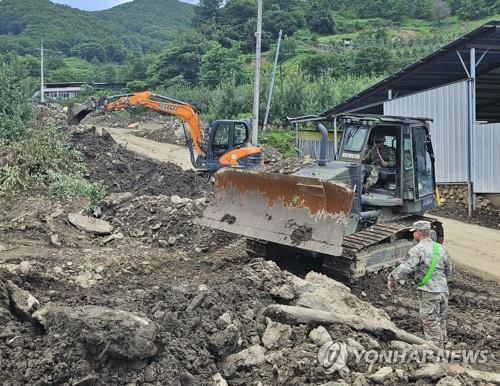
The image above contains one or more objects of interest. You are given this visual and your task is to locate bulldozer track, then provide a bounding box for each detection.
[246,215,443,283]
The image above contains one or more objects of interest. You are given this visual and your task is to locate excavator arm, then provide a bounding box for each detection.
[68,91,205,158]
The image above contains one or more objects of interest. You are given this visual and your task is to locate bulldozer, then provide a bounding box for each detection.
[196,114,443,282]
[67,91,262,173]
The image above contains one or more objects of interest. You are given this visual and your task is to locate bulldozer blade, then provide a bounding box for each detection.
[195,169,355,256]
[67,103,94,125]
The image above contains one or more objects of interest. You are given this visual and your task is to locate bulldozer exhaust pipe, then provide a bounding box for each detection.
[317,123,328,166]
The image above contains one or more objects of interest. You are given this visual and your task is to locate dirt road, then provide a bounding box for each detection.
[431,215,500,280]
[103,127,193,170]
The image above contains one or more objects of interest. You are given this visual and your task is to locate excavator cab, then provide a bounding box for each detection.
[203,120,262,173]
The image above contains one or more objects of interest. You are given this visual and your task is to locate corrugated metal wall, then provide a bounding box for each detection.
[474,123,500,193]
[384,81,469,183]
[297,131,337,160]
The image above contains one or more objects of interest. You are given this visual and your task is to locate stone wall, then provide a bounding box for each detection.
[438,184,498,211]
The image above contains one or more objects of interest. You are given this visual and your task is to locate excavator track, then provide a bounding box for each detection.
[246,215,443,283]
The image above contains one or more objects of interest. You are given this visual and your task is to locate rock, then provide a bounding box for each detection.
[68,213,113,235]
[319,382,349,386]
[168,237,177,246]
[19,261,33,274]
[208,324,241,358]
[261,319,292,349]
[269,284,296,301]
[102,192,133,208]
[0,244,7,252]
[219,311,232,325]
[309,326,332,346]
[74,273,95,288]
[347,337,365,352]
[128,122,139,129]
[95,266,105,274]
[5,280,40,319]
[224,345,265,375]
[101,232,124,244]
[369,367,394,383]
[395,369,406,379]
[143,364,156,383]
[212,373,228,386]
[361,291,367,297]
[50,234,62,247]
[436,376,461,386]
[33,304,158,360]
[194,247,202,253]
[412,363,445,381]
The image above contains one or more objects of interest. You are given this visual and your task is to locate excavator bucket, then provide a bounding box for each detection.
[195,169,355,256]
[67,103,94,125]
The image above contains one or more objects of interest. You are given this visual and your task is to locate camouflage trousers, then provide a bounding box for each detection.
[419,291,448,347]
[364,165,381,190]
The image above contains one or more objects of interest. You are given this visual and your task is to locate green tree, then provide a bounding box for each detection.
[307,1,336,35]
[458,0,489,19]
[193,0,223,26]
[199,42,245,87]
[152,34,210,85]
[353,47,396,75]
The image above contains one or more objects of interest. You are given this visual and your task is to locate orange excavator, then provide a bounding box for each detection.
[67,91,263,173]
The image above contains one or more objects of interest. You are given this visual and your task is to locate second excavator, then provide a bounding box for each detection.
[67,91,262,173]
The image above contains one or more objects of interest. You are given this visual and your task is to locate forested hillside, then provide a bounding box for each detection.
[0,0,499,124]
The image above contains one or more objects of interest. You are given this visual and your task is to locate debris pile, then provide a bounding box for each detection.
[2,260,499,385]
[101,193,236,252]
[71,127,208,197]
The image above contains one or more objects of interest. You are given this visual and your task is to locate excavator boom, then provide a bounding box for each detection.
[67,92,204,157]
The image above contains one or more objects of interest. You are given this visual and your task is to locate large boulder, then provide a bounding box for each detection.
[68,213,113,235]
[33,304,157,360]
[5,280,40,320]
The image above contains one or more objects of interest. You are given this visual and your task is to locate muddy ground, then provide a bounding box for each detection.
[430,203,500,230]
[1,123,499,385]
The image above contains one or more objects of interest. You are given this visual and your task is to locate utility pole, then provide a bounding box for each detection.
[263,29,282,131]
[251,0,263,145]
[40,39,45,103]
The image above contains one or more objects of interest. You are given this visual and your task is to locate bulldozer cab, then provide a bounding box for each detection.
[338,115,436,213]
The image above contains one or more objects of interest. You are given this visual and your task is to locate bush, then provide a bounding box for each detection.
[259,129,296,158]
[0,61,33,144]
[48,172,105,210]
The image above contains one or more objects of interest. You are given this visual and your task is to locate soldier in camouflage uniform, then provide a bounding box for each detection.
[387,221,453,347]
[363,134,396,192]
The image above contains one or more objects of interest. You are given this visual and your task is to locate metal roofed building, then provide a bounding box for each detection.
[291,20,500,212]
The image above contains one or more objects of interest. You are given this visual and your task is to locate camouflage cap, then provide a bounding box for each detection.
[410,220,432,231]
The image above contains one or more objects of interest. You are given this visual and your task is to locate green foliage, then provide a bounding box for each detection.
[48,171,105,209]
[353,47,397,75]
[0,61,102,204]
[199,42,245,86]
[152,34,210,86]
[0,0,194,60]
[0,61,32,144]
[307,1,336,35]
[259,129,296,157]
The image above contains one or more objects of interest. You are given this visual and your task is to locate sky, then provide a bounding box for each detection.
[50,0,197,11]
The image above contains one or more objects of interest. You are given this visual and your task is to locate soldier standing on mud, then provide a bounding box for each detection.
[363,134,396,192]
[387,221,453,348]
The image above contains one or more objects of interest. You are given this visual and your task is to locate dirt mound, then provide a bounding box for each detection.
[71,127,208,198]
[101,193,236,253]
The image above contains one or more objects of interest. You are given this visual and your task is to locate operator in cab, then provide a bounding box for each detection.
[363,133,396,192]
